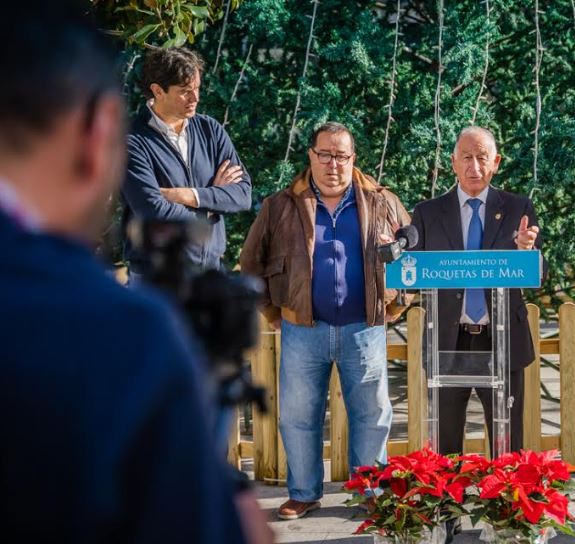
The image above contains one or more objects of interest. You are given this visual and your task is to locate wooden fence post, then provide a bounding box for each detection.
[560,302,575,463]
[407,307,425,453]
[227,407,241,469]
[524,303,542,451]
[330,366,349,480]
[251,316,279,481]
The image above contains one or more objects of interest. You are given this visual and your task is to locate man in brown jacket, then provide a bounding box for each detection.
[241,122,410,520]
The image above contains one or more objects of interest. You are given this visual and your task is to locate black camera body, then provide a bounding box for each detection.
[186,269,261,371]
[128,219,266,411]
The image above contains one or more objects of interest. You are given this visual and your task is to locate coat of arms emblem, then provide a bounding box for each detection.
[400,254,417,287]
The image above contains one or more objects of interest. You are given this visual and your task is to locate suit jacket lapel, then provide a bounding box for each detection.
[483,187,505,249]
[441,188,464,250]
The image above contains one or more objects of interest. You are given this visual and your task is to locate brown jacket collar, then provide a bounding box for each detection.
[289,166,384,197]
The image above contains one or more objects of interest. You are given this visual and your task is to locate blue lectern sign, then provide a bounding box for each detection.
[385,250,541,289]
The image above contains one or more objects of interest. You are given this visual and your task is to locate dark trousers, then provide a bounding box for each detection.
[438,328,524,455]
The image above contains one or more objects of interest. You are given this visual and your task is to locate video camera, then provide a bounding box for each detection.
[127,219,266,414]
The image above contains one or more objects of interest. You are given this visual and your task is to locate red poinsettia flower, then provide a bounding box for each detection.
[514,484,546,524]
[380,463,402,480]
[512,463,542,491]
[344,447,470,539]
[356,465,378,474]
[445,481,467,503]
[491,451,521,470]
[354,519,375,535]
[519,450,543,466]
[388,455,414,472]
[343,473,370,495]
[451,474,473,487]
[547,461,571,481]
[542,488,570,525]
[479,473,507,499]
[457,453,491,478]
[345,448,574,541]
[390,477,408,497]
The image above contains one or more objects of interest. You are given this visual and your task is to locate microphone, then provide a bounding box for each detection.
[378,224,419,263]
[395,225,419,250]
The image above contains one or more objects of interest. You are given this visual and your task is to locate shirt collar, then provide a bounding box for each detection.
[0,178,42,231]
[310,177,354,206]
[457,183,490,209]
[146,99,188,138]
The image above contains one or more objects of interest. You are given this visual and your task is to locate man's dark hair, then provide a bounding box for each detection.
[0,0,121,155]
[141,48,205,99]
[309,122,355,152]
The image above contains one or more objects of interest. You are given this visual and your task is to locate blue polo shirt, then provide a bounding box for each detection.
[311,181,366,326]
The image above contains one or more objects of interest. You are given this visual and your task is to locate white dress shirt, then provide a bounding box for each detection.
[147,100,189,164]
[0,178,42,231]
[147,100,200,206]
[457,183,490,325]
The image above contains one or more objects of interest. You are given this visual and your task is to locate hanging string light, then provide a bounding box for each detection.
[531,0,543,199]
[122,51,140,96]
[471,0,491,124]
[279,0,320,186]
[377,0,402,184]
[213,0,232,73]
[223,43,254,127]
[431,0,444,198]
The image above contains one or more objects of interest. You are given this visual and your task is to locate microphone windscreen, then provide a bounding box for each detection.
[396,225,419,248]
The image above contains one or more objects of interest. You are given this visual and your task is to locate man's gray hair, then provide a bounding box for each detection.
[309,121,355,151]
[453,126,497,154]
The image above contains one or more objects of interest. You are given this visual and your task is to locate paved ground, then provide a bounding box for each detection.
[256,481,575,543]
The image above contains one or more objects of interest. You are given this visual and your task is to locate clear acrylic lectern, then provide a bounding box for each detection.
[422,287,509,457]
[386,249,542,457]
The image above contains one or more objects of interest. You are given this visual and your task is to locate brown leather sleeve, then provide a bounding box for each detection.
[383,188,411,231]
[382,190,414,320]
[239,199,282,324]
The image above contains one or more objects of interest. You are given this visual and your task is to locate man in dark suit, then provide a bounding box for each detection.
[411,126,543,457]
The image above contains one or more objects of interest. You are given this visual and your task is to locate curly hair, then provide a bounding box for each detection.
[141,47,205,99]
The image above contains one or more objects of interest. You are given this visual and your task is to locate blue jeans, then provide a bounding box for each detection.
[279,320,392,501]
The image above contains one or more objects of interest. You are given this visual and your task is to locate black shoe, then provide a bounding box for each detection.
[444,518,462,544]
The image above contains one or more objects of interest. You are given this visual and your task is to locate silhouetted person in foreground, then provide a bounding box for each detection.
[0,3,271,543]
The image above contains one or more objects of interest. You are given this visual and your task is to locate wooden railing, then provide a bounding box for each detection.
[227,302,575,482]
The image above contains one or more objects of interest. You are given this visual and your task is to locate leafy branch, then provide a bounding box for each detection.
[90,0,242,47]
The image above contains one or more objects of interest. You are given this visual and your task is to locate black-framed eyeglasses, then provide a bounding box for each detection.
[310,148,353,165]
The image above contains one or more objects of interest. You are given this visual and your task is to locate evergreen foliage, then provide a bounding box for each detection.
[96,0,575,305]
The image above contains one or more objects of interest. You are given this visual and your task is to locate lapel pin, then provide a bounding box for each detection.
[495,213,502,220]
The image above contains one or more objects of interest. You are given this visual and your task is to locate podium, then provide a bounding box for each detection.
[386,249,542,457]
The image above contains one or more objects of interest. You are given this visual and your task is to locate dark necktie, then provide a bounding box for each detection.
[465,198,487,323]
